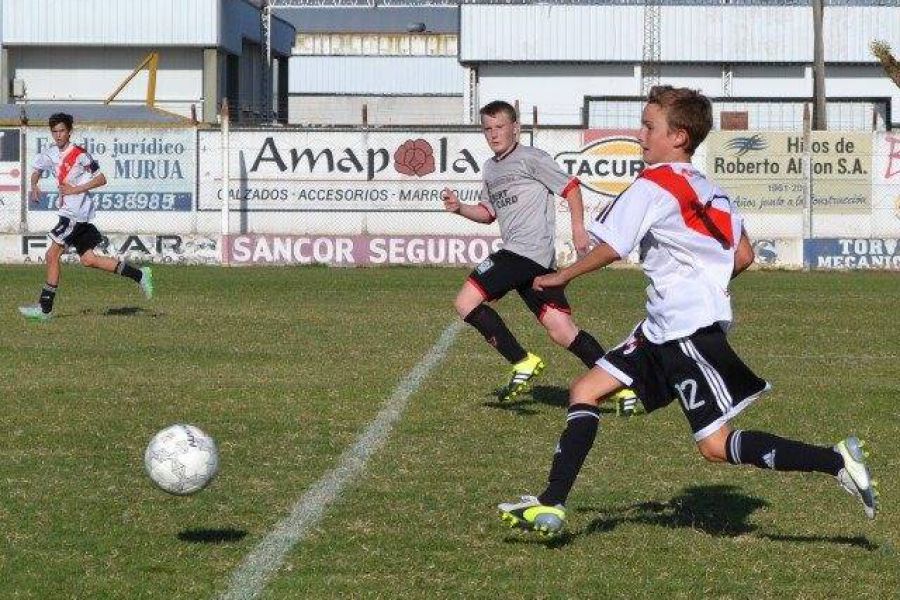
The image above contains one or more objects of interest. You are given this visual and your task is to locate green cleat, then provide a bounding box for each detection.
[139,266,154,300]
[18,305,51,322]
[498,495,566,537]
[834,436,878,519]
[499,353,544,402]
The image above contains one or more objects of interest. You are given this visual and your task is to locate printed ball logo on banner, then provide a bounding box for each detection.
[144,424,219,495]
[394,139,436,177]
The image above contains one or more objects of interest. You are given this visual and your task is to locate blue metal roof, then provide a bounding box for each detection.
[0,104,195,127]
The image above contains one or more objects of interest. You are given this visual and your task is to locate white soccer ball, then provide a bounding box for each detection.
[144,424,219,495]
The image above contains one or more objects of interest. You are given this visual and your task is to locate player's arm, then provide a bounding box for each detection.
[731,227,754,279]
[533,242,620,290]
[561,181,589,254]
[29,169,42,203]
[442,188,495,224]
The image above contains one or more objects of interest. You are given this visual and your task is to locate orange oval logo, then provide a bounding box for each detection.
[555,137,644,197]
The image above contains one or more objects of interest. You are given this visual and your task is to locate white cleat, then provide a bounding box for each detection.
[18,304,51,322]
[834,436,878,519]
[139,266,154,300]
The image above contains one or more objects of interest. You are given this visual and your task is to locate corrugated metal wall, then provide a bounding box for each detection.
[2,0,219,47]
[461,5,643,63]
[2,0,293,56]
[289,56,464,95]
[461,4,900,63]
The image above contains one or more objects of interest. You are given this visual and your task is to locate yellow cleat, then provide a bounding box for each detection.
[498,353,544,402]
[611,388,642,416]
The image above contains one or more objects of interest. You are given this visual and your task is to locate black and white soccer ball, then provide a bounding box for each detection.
[144,424,219,495]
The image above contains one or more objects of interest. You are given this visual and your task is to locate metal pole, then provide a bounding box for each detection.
[220,101,231,265]
[812,0,827,130]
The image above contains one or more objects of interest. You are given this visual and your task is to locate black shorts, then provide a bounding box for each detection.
[49,216,102,256]
[599,323,770,441]
[467,249,570,318]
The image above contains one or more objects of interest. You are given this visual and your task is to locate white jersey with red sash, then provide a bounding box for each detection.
[588,162,743,343]
[32,143,101,222]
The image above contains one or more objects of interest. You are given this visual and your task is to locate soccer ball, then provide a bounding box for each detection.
[144,424,219,495]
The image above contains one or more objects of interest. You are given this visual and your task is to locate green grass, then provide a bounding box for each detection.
[0,266,897,599]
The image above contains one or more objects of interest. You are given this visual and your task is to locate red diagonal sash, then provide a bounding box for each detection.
[640,166,734,249]
[57,145,85,187]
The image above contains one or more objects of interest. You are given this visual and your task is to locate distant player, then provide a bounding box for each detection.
[498,86,877,535]
[443,100,638,411]
[19,113,153,321]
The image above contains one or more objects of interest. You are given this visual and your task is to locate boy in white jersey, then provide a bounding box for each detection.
[443,100,638,412]
[497,86,877,536]
[19,113,153,321]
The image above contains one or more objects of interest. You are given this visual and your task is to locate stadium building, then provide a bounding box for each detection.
[279,5,466,125]
[272,0,900,130]
[0,0,295,123]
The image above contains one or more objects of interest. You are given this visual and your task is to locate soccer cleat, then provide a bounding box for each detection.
[834,436,878,519]
[498,495,566,537]
[139,266,154,300]
[611,388,642,416]
[499,353,544,401]
[18,304,51,322]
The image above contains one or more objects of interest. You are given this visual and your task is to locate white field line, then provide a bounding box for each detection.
[218,320,463,600]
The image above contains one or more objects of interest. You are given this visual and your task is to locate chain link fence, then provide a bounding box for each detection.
[2,122,898,269]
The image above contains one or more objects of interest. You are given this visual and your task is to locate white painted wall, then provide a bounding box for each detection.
[478,62,899,127]
[477,63,638,126]
[12,47,202,118]
[289,95,463,125]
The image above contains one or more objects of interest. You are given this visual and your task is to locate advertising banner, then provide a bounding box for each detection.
[224,234,502,266]
[872,133,900,237]
[16,233,219,265]
[0,128,22,232]
[804,238,900,270]
[705,131,872,214]
[25,128,195,214]
[542,128,643,221]
[198,130,512,212]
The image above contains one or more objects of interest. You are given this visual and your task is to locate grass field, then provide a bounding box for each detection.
[1,265,897,599]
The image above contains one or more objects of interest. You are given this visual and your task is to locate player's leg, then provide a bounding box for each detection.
[525,287,641,415]
[456,280,527,365]
[498,365,623,536]
[460,252,542,400]
[677,326,877,518]
[40,241,65,312]
[76,225,153,299]
[20,219,70,320]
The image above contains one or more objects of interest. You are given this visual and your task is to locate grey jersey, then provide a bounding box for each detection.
[479,143,577,268]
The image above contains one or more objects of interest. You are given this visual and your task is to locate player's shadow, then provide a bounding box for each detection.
[483,385,619,416]
[581,484,768,538]
[78,306,162,317]
[577,485,876,550]
[177,528,248,544]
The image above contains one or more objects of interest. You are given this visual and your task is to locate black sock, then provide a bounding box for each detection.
[725,430,843,475]
[538,403,600,506]
[116,261,143,283]
[39,283,57,314]
[463,304,528,364]
[567,330,605,368]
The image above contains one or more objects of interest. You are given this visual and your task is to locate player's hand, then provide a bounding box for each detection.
[58,182,79,196]
[29,186,40,204]
[441,188,461,213]
[533,272,568,291]
[572,227,590,256]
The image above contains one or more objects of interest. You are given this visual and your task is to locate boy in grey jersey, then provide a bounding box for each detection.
[444,100,637,409]
[18,113,153,321]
